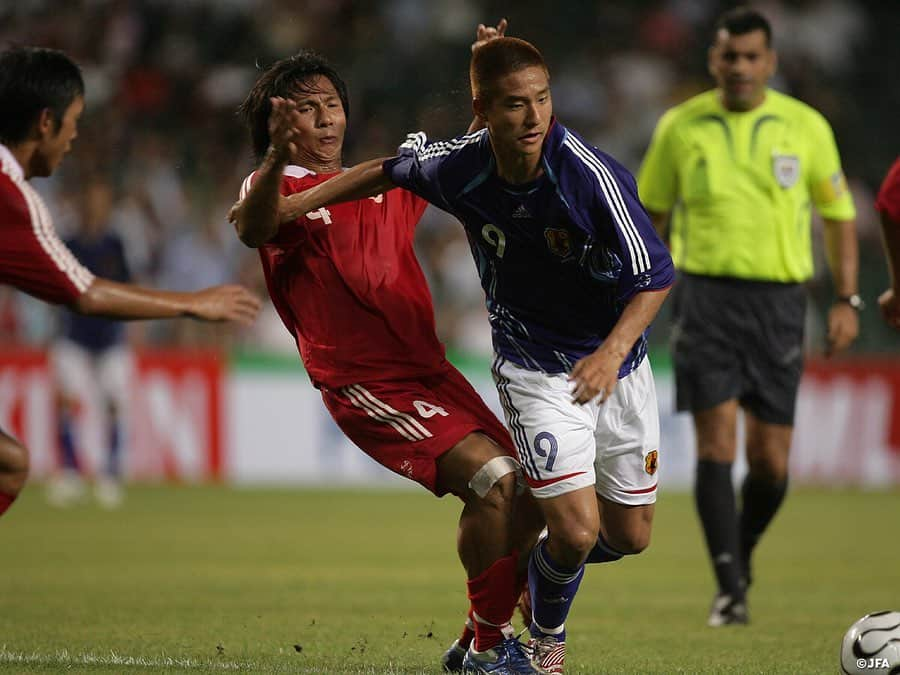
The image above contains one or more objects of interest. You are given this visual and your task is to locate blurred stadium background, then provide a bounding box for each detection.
[1,0,898,487]
[3,2,900,673]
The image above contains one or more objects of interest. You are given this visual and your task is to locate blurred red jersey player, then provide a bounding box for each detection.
[0,46,261,519]
[876,157,900,328]
[232,30,541,674]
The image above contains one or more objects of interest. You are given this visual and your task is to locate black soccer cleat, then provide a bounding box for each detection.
[707,593,749,627]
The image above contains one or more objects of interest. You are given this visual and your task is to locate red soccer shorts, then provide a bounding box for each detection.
[320,364,515,496]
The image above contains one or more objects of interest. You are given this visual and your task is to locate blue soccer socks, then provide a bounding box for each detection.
[585,530,626,564]
[528,539,584,641]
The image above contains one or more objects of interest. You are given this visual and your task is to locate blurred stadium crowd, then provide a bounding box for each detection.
[2,0,898,357]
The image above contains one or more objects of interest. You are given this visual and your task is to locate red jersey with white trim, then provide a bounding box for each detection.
[0,144,94,305]
[240,166,445,388]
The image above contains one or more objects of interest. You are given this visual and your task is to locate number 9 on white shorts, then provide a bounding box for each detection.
[491,355,660,505]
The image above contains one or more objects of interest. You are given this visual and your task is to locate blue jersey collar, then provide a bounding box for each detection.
[459,117,568,198]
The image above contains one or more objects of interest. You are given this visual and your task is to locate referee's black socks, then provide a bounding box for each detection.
[695,459,744,600]
[739,473,788,588]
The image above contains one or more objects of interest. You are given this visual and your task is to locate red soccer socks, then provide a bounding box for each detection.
[466,552,519,651]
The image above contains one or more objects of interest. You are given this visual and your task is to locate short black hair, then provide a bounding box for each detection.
[470,37,549,104]
[715,7,773,47]
[238,50,350,162]
[0,46,84,145]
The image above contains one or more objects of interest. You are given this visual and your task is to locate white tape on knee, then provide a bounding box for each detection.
[468,455,520,498]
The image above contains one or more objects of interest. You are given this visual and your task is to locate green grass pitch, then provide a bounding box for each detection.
[1,485,898,673]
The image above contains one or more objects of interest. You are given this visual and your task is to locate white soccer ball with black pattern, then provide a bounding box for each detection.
[840,611,900,674]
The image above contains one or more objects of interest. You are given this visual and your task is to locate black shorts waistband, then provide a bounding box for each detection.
[680,272,803,293]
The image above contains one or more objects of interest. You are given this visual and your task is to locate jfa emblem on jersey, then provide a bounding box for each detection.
[772,154,800,188]
[644,450,658,476]
[544,228,572,259]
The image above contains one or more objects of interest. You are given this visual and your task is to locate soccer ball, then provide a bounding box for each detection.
[840,611,900,674]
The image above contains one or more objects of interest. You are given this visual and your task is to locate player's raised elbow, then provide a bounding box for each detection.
[235,219,275,248]
[237,228,263,248]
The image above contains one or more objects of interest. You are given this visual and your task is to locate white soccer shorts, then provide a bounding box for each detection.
[51,339,133,404]
[492,355,660,504]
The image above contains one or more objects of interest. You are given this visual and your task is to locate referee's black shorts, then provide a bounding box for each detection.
[670,273,806,426]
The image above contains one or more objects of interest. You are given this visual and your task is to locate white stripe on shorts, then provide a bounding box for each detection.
[491,356,542,479]
[343,384,433,441]
[342,387,422,441]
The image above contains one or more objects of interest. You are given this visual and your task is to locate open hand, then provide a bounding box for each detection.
[188,285,262,326]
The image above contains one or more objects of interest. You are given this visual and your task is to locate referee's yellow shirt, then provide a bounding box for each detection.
[637,88,855,282]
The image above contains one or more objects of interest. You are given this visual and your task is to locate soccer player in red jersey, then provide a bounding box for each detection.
[876,156,900,328]
[0,46,261,519]
[245,34,675,675]
[232,27,540,675]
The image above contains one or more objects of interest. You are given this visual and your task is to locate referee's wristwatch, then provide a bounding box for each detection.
[837,294,865,311]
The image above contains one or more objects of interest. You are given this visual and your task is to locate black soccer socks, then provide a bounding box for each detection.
[695,459,744,599]
[739,474,788,587]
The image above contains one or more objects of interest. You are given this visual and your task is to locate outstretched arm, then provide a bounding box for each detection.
[278,18,511,221]
[230,19,510,227]
[279,157,396,222]
[74,278,261,325]
[247,18,510,224]
[5,200,260,325]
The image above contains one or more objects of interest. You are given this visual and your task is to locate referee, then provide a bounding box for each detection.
[637,7,859,627]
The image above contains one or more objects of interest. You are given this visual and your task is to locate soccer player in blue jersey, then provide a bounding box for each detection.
[268,36,674,674]
[48,178,133,508]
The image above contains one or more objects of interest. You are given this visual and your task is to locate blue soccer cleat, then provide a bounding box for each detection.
[442,638,467,672]
[462,636,537,674]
